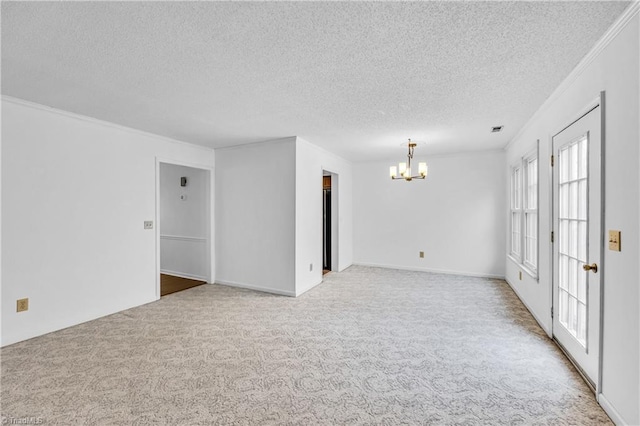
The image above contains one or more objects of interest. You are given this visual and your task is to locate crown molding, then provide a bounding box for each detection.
[295,136,353,166]
[504,1,640,152]
[213,136,297,152]
[1,95,214,153]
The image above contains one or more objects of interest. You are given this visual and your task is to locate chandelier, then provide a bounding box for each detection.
[389,139,428,181]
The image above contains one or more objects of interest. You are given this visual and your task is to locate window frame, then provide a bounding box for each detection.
[509,143,539,279]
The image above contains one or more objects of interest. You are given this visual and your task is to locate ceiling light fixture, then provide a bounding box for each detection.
[389,139,427,181]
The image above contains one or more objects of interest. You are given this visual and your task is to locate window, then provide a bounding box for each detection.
[510,146,539,276]
[510,165,522,259]
[523,156,538,271]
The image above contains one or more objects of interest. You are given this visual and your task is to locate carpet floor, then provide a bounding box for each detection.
[1,266,610,425]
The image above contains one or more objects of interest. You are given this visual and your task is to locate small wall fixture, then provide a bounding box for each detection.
[180,177,188,187]
[389,139,427,181]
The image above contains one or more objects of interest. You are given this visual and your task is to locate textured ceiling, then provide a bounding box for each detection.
[1,1,630,161]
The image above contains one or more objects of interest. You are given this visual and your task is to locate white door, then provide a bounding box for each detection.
[552,104,602,387]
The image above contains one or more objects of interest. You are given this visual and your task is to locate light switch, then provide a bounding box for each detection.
[608,230,621,251]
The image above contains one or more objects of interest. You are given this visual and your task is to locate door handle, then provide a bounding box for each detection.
[583,263,598,273]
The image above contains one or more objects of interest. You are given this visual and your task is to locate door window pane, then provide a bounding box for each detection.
[557,136,588,348]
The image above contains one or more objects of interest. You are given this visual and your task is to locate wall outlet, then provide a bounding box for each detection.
[419,251,424,258]
[17,298,29,312]
[309,263,313,271]
[144,221,153,230]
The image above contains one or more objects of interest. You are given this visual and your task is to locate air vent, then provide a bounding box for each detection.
[491,126,504,133]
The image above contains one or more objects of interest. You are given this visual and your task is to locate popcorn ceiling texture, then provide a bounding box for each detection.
[1,266,610,425]
[0,1,630,160]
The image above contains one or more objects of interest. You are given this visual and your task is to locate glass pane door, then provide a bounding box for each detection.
[552,102,601,387]
[557,136,588,347]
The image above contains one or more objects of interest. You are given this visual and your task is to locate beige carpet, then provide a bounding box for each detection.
[1,266,611,425]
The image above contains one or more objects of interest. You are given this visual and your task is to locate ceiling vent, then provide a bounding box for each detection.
[491,126,504,133]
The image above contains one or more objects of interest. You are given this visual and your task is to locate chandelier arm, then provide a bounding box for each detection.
[391,174,425,181]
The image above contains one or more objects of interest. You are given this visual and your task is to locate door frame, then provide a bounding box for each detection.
[549,91,606,396]
[155,157,215,300]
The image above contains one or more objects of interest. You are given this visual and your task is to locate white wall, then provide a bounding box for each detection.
[353,150,506,278]
[505,8,639,424]
[295,137,353,296]
[160,163,210,281]
[1,97,215,346]
[0,96,3,344]
[215,138,297,296]
[215,137,353,297]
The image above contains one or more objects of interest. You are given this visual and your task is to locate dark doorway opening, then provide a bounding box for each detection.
[323,175,332,274]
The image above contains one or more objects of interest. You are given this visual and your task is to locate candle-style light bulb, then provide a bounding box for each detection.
[419,162,427,177]
[390,166,397,178]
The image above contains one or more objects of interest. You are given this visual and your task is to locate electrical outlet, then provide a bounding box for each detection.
[144,221,153,230]
[419,251,424,258]
[309,263,313,271]
[17,298,29,312]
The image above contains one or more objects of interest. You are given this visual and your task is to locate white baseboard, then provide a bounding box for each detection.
[295,279,323,297]
[598,393,626,425]
[215,279,296,297]
[505,277,552,337]
[1,295,157,347]
[352,262,505,280]
[336,262,353,273]
[160,269,208,282]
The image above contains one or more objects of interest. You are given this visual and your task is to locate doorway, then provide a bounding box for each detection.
[322,171,339,274]
[157,161,213,297]
[323,174,332,274]
[551,99,603,391]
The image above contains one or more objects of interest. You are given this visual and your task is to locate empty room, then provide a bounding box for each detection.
[1,1,639,425]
